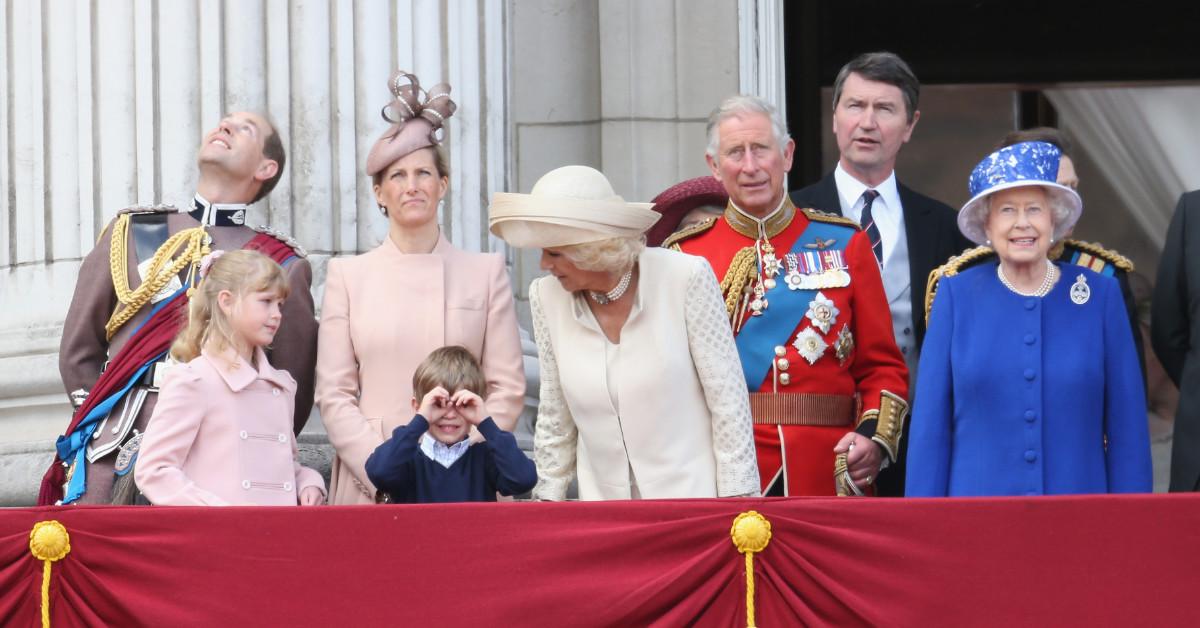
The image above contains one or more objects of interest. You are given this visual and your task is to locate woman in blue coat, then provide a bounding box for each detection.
[906,141,1151,496]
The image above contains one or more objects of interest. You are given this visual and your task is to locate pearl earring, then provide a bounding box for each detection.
[985,239,992,247]
[378,205,388,217]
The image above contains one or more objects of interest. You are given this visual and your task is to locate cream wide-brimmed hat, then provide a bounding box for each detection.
[488,166,660,248]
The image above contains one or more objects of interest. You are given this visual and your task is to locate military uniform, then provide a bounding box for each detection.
[667,199,909,496]
[53,195,317,504]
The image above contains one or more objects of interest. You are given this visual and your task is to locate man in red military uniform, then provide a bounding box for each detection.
[666,95,908,496]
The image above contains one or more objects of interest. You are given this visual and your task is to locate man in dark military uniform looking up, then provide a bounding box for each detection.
[42,111,317,505]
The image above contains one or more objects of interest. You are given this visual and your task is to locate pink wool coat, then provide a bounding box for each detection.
[316,235,525,505]
[136,347,326,506]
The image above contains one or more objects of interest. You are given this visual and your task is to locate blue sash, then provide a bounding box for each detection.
[57,286,184,503]
[735,221,855,389]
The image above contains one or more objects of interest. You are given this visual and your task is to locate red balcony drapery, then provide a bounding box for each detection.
[2,495,1197,626]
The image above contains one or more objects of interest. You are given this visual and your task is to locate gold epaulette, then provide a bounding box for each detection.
[661,216,717,252]
[1057,238,1134,273]
[252,224,308,258]
[800,207,861,230]
[924,245,996,325]
[117,204,179,216]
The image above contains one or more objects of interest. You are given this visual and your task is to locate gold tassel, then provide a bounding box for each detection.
[731,511,772,628]
[29,520,71,628]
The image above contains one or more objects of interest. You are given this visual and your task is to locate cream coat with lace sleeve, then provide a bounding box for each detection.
[530,247,759,501]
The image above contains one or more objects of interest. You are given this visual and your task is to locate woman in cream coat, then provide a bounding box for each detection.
[317,72,525,505]
[489,166,759,500]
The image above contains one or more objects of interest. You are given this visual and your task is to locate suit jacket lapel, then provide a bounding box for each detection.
[812,173,844,216]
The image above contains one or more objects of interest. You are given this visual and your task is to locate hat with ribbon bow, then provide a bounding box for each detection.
[366,70,457,176]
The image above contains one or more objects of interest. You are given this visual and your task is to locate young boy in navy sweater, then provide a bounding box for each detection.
[365,346,536,503]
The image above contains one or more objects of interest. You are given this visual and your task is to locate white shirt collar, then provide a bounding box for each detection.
[420,433,471,468]
[833,164,901,217]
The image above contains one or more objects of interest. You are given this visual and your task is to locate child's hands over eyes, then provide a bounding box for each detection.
[450,390,485,426]
[418,386,452,420]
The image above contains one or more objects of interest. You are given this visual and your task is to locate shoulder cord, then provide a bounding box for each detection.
[105,214,210,339]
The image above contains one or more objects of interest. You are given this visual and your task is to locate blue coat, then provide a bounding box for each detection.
[906,261,1152,496]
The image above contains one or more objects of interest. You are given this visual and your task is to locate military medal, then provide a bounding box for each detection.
[793,327,828,365]
[806,292,839,334]
[1070,273,1090,305]
[834,324,855,365]
[785,250,851,289]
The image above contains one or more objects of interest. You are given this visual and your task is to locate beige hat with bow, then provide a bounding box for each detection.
[366,70,457,177]
[489,166,660,248]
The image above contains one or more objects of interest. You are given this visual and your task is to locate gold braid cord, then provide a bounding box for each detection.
[721,247,759,324]
[1060,238,1135,272]
[30,520,71,628]
[105,214,210,340]
[731,511,772,628]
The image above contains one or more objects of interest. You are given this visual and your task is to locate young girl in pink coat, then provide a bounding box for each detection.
[135,250,326,506]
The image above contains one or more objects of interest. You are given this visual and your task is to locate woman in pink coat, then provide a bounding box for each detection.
[316,71,525,505]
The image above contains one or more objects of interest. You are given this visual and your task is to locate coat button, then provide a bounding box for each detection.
[283,482,293,491]
[1024,299,1037,311]
[1024,410,1036,422]
[1024,450,1037,463]
[1023,369,1036,381]
[239,430,248,439]
[278,433,287,443]
[779,373,791,386]
[774,345,786,357]
[903,327,911,336]
[1023,334,1036,345]
[241,480,251,489]
[776,358,789,370]
[272,388,280,396]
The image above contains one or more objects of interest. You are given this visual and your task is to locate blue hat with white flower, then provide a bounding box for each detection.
[957,141,1082,245]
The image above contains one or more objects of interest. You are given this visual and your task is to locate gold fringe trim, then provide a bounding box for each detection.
[1060,238,1134,272]
[924,245,996,326]
[800,207,862,229]
[661,216,718,251]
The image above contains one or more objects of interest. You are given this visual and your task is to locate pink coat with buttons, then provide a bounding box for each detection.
[135,347,326,506]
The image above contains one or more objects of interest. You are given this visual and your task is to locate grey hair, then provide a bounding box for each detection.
[561,236,645,275]
[976,186,1077,242]
[705,95,791,161]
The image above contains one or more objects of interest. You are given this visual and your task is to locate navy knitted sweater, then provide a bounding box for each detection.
[365,415,537,503]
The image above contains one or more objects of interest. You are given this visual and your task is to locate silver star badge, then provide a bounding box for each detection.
[792,328,828,365]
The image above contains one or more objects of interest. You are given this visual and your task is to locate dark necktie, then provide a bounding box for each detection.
[860,189,883,263]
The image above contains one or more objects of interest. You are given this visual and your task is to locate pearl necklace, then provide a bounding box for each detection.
[588,269,633,305]
[997,259,1057,297]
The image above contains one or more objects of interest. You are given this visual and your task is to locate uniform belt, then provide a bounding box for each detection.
[749,392,856,426]
[100,358,168,390]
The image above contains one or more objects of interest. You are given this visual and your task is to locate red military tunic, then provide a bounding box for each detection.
[668,200,908,495]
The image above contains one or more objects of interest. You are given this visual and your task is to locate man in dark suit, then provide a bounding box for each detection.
[1152,189,1200,492]
[790,51,971,496]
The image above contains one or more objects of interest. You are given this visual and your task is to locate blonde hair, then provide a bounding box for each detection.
[561,236,644,275]
[412,346,486,400]
[170,250,290,362]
